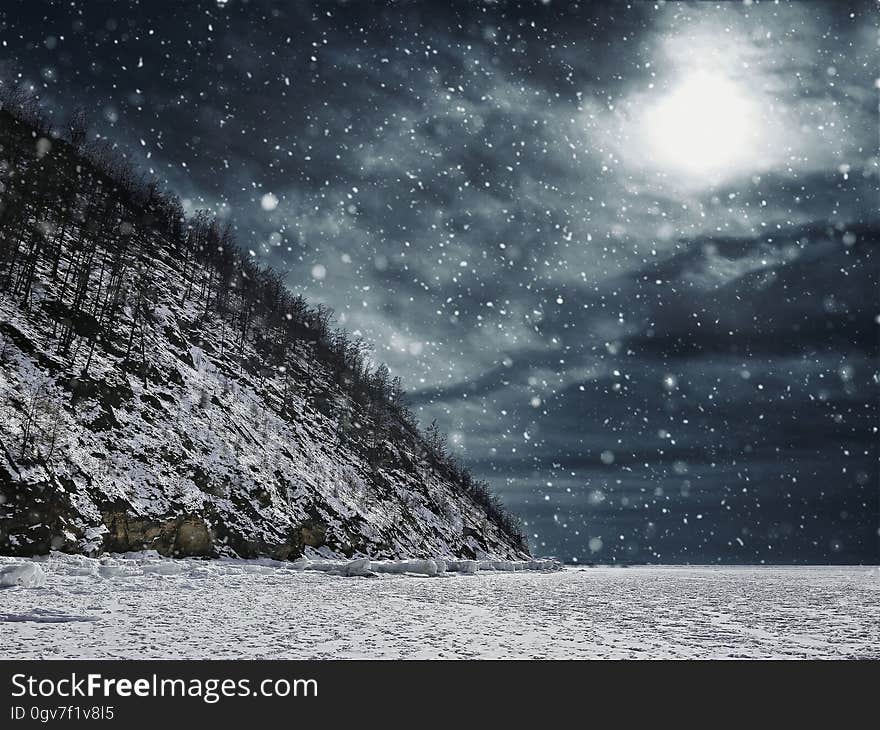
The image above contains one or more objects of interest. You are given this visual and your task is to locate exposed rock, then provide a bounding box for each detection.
[100,510,214,557]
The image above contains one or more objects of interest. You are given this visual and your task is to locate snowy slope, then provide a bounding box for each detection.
[0,256,525,560]
[0,114,526,562]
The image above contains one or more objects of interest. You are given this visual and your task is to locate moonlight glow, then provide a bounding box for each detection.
[639,72,759,181]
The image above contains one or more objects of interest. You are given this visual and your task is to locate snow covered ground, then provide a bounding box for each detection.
[1,554,877,659]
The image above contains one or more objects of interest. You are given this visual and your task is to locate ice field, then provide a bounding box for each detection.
[1,554,877,659]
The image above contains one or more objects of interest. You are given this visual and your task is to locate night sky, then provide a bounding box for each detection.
[3,1,877,563]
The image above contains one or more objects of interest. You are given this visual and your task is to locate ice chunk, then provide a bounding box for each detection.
[141,562,183,575]
[97,563,141,579]
[406,559,438,576]
[337,558,373,577]
[0,563,46,589]
[303,560,335,572]
[370,561,404,574]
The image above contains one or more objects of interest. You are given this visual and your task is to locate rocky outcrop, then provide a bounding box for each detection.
[100,510,214,557]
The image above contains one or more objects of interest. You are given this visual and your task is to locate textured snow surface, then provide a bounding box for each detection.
[0,555,877,659]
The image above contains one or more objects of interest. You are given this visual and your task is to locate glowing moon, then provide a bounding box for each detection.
[638,72,759,181]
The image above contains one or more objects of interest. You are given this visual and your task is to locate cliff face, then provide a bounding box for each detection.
[0,108,528,561]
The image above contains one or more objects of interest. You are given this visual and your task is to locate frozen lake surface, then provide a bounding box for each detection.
[1,555,877,659]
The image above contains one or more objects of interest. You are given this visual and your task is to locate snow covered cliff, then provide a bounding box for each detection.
[0,104,527,561]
